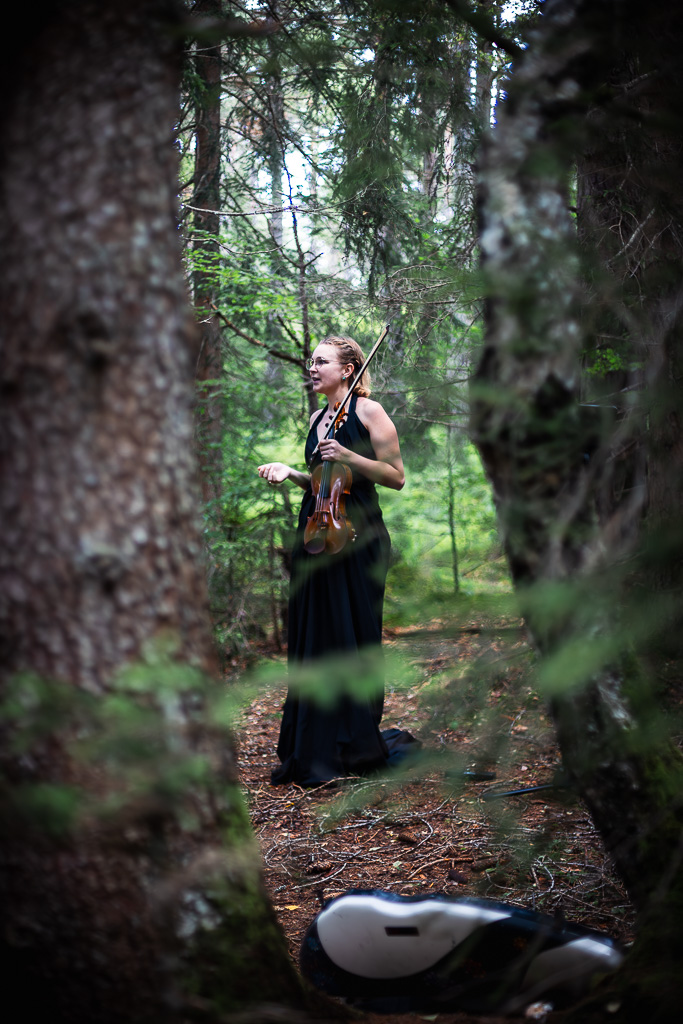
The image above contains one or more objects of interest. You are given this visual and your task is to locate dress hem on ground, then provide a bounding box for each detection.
[270,726,422,788]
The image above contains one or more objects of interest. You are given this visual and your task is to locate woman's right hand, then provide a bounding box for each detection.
[258,462,291,485]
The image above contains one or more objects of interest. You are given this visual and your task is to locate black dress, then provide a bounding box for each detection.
[271,395,413,786]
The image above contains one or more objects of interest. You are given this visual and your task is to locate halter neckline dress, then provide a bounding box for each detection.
[270,394,415,786]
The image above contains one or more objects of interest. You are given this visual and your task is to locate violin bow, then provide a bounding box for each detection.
[309,323,391,461]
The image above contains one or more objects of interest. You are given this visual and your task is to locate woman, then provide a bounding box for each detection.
[258,335,414,786]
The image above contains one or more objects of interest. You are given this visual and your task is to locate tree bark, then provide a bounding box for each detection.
[193,0,226,514]
[575,3,683,650]
[446,425,460,595]
[0,3,307,1020]
[472,0,683,1017]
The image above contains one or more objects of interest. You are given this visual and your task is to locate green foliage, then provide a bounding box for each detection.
[0,642,221,838]
[255,645,416,705]
[584,346,624,377]
[327,0,475,290]
[177,1,526,654]
[382,437,505,623]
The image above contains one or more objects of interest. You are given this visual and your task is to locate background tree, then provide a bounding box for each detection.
[175,0,507,657]
[191,0,226,516]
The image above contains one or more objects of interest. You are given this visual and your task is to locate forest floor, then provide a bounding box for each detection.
[233,610,636,1024]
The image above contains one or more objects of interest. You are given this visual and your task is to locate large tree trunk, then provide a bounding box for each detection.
[575,3,683,652]
[471,0,683,1018]
[0,3,306,1021]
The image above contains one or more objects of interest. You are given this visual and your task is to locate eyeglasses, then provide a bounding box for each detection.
[306,357,339,370]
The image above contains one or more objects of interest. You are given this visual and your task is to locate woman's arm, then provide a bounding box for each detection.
[257,462,310,490]
[258,412,318,491]
[318,398,405,491]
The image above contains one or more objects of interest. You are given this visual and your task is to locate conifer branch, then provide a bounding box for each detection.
[214,309,304,369]
[442,0,523,58]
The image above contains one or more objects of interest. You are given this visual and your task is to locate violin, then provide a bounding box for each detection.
[304,458,356,555]
[303,324,390,557]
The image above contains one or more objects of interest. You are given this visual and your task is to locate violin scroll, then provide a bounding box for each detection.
[333,401,348,433]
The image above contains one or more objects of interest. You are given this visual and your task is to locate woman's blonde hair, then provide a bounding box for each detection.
[321,335,371,397]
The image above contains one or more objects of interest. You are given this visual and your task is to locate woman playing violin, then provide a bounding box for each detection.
[258,335,412,787]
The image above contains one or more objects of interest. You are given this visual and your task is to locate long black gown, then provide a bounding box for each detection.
[271,395,414,786]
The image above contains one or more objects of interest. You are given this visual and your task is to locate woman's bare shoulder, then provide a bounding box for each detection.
[355,396,388,425]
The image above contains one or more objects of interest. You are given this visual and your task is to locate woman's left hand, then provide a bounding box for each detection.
[318,438,351,463]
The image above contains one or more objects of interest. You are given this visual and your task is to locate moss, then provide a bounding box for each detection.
[180,870,305,1012]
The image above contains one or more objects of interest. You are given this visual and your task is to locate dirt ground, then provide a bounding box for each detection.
[234,617,635,1023]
